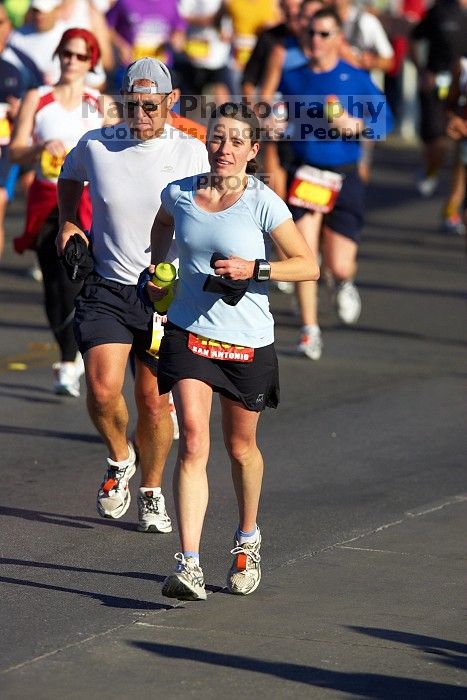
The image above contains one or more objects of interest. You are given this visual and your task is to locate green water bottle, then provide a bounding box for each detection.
[152,262,176,313]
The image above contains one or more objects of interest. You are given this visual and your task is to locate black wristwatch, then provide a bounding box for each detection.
[253,259,271,282]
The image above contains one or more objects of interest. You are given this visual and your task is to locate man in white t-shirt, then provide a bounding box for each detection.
[56,58,209,533]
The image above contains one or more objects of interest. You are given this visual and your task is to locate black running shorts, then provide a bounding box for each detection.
[74,272,157,371]
[288,165,365,244]
[157,322,280,412]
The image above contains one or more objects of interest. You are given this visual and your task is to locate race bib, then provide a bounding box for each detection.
[40,150,67,179]
[287,165,344,214]
[184,38,210,60]
[146,314,166,358]
[0,117,11,146]
[133,43,167,62]
[188,333,254,362]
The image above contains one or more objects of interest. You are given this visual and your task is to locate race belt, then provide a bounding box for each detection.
[188,333,254,362]
[287,165,344,214]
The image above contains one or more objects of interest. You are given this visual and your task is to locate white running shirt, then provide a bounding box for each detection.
[60,123,210,284]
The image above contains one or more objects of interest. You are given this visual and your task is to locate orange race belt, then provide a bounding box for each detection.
[188,333,254,362]
[287,165,344,214]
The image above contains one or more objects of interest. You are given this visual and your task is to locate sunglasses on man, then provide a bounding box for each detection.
[125,94,170,115]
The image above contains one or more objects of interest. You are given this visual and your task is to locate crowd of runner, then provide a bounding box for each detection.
[0,0,465,601]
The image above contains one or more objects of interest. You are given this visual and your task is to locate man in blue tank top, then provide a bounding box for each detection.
[276,7,392,360]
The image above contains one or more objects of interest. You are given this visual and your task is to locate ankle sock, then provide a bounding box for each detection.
[183,552,199,565]
[303,324,319,335]
[107,442,135,469]
[139,486,161,496]
[237,527,258,544]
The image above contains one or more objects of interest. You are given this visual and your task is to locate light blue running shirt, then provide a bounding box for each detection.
[161,174,292,347]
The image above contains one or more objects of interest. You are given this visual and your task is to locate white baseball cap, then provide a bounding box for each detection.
[121,58,172,94]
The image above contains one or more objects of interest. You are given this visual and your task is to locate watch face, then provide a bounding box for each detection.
[257,262,271,281]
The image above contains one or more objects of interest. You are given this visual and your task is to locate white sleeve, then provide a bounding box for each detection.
[360,14,394,59]
[59,138,88,182]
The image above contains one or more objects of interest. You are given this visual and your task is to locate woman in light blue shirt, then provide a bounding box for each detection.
[145,102,319,602]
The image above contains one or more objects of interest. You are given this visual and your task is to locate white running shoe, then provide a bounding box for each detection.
[137,490,172,533]
[336,281,361,325]
[28,262,43,283]
[168,392,179,440]
[297,327,323,360]
[96,442,137,519]
[53,361,80,397]
[416,174,439,198]
[227,528,262,596]
[162,553,207,601]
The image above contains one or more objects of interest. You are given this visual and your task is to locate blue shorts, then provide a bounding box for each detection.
[74,272,157,371]
[288,164,365,244]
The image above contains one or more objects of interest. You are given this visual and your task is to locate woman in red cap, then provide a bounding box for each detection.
[10,28,120,397]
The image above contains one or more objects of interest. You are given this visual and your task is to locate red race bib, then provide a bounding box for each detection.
[188,333,255,362]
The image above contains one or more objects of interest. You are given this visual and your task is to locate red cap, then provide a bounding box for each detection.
[54,28,101,71]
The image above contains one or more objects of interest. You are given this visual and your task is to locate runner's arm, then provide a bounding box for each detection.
[150,205,175,266]
[56,178,86,256]
[9,89,50,165]
[213,218,319,282]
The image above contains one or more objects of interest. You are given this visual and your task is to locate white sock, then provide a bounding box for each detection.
[237,526,258,544]
[303,324,319,335]
[107,442,135,468]
[139,486,161,496]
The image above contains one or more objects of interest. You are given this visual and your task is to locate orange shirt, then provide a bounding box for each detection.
[169,112,207,143]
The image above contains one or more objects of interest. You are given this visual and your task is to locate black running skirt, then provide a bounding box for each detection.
[157,322,280,412]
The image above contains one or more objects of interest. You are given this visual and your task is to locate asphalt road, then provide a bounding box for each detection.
[0,142,466,699]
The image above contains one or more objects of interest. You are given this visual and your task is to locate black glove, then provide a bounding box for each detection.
[137,267,152,307]
[61,234,94,282]
[202,251,249,306]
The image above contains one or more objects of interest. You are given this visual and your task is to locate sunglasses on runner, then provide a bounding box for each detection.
[125,94,170,114]
[309,29,338,38]
[60,49,91,62]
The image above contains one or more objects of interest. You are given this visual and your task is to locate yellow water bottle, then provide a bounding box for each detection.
[152,262,176,313]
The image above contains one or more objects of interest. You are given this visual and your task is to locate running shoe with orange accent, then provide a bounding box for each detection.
[227,528,262,595]
[96,442,137,519]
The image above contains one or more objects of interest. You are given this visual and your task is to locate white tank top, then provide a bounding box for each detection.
[33,85,104,183]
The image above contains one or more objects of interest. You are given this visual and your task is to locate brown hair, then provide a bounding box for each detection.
[208,102,261,174]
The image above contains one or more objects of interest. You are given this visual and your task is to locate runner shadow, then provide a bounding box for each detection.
[0,390,60,405]
[128,642,466,697]
[0,558,223,595]
[349,626,467,672]
[0,574,169,610]
[0,424,101,443]
[0,505,136,530]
